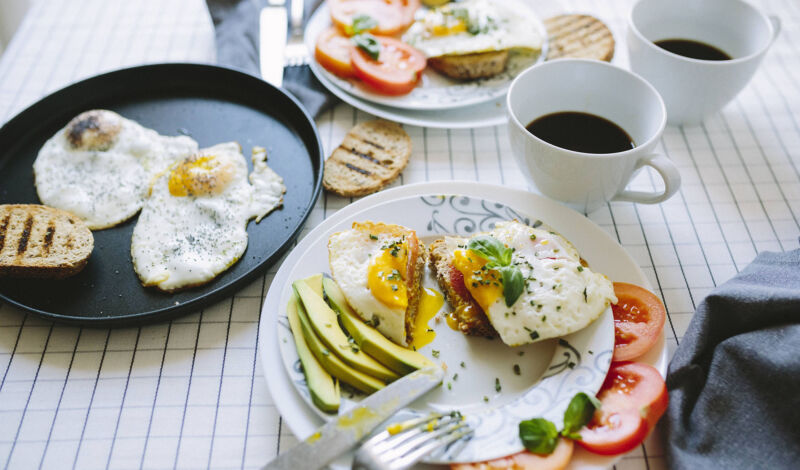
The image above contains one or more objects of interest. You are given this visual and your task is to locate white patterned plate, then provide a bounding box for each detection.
[261,181,668,469]
[272,194,614,464]
[304,3,547,111]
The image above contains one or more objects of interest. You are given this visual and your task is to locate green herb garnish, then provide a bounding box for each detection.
[346,14,378,36]
[518,392,601,454]
[352,33,381,60]
[468,235,524,307]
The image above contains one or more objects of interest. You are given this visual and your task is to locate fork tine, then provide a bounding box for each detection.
[362,414,442,451]
[380,418,464,462]
[389,423,473,470]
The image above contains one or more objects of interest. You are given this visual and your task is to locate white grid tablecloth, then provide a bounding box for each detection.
[0,0,798,468]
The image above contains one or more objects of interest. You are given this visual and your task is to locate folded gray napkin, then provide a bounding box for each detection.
[205,0,337,117]
[664,246,800,469]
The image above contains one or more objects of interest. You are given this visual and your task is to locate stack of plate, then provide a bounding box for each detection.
[304,3,548,129]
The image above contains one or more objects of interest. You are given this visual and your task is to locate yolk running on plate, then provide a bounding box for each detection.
[168,154,235,197]
[367,241,409,309]
[411,287,444,349]
[452,249,502,313]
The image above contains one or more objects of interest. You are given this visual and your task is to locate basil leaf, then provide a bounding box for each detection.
[562,392,600,436]
[468,235,511,265]
[346,14,377,36]
[499,266,524,307]
[518,418,559,455]
[352,34,381,61]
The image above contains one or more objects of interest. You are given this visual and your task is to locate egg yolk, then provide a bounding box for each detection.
[452,249,502,313]
[367,239,409,310]
[411,287,444,350]
[168,154,235,197]
[432,20,467,36]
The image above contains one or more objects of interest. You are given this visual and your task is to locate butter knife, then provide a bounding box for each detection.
[260,0,288,87]
[262,366,444,470]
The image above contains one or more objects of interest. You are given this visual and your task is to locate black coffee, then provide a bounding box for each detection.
[525,112,635,154]
[653,39,732,61]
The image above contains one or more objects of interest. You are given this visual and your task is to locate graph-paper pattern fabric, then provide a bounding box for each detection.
[0,0,798,468]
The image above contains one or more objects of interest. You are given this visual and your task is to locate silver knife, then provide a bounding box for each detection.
[260,0,288,87]
[262,366,444,470]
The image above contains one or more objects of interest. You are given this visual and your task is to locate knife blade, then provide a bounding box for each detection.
[260,1,288,87]
[262,366,444,470]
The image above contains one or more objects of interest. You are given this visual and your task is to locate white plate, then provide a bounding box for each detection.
[260,181,669,469]
[305,2,546,111]
[313,63,509,129]
[275,194,615,463]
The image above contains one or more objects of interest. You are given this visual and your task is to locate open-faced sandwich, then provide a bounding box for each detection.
[315,0,543,95]
[429,220,617,346]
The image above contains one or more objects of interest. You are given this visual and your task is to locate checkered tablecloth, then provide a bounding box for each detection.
[0,0,798,468]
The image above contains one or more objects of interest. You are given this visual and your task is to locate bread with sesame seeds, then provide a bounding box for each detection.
[0,204,93,278]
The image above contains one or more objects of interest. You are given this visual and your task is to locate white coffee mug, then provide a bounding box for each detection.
[506,59,680,214]
[628,0,780,125]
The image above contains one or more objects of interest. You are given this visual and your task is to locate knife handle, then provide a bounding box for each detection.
[260,7,288,87]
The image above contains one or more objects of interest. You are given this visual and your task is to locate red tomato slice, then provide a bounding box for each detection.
[351,36,426,95]
[315,27,356,78]
[577,409,649,456]
[577,362,669,456]
[330,0,420,36]
[611,282,666,361]
[451,438,573,470]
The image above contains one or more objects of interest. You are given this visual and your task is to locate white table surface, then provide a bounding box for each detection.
[0,0,798,469]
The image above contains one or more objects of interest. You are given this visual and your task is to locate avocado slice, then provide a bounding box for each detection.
[286,294,340,413]
[295,293,386,394]
[302,273,324,297]
[293,280,399,383]
[322,277,435,375]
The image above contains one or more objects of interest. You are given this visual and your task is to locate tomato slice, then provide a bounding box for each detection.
[577,362,668,456]
[315,27,356,78]
[451,438,573,470]
[330,0,420,36]
[351,36,426,95]
[611,282,666,361]
[577,409,648,456]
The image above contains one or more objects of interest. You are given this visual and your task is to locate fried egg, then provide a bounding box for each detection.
[328,222,423,346]
[33,110,198,229]
[130,142,286,291]
[402,0,543,58]
[446,220,616,346]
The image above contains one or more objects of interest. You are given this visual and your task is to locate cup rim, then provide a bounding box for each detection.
[506,58,667,159]
[628,0,775,66]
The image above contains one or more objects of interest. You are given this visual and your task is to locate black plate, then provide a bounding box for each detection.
[0,64,323,325]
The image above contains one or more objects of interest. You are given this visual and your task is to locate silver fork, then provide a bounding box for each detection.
[352,412,473,470]
[284,0,307,66]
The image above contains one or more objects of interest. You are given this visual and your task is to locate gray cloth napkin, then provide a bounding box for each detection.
[205,0,337,117]
[664,246,800,469]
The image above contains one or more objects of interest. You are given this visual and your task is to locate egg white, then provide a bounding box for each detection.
[402,0,543,59]
[130,142,285,291]
[328,229,408,346]
[446,220,616,346]
[33,110,198,230]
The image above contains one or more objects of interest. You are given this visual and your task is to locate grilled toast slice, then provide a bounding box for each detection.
[428,50,510,80]
[428,238,497,338]
[0,204,93,278]
[323,120,411,197]
[544,14,615,62]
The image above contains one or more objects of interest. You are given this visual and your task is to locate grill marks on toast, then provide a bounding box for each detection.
[0,204,93,278]
[544,14,615,62]
[323,120,411,197]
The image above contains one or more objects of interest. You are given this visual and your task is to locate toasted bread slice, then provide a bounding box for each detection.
[545,14,615,62]
[323,120,411,197]
[0,204,93,278]
[428,238,496,338]
[428,50,510,80]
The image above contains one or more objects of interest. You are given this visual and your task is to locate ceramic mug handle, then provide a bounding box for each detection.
[612,154,681,204]
[769,15,781,45]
